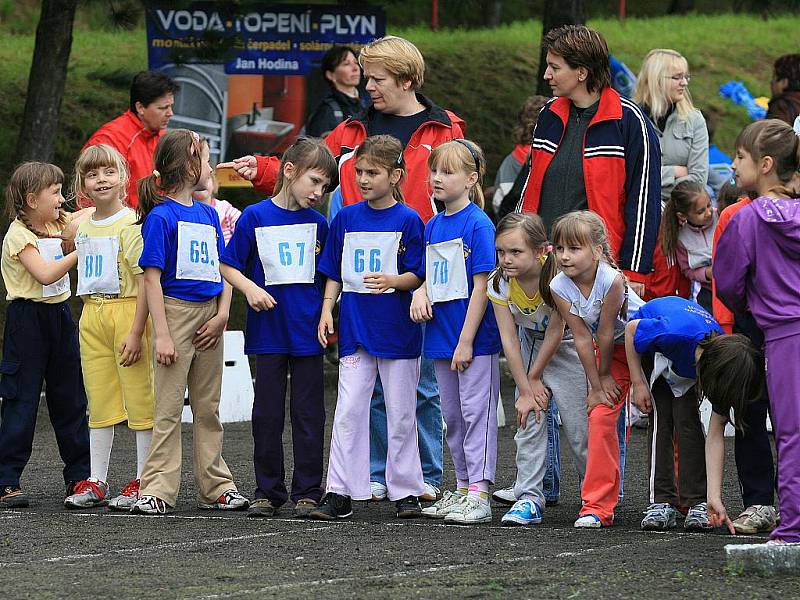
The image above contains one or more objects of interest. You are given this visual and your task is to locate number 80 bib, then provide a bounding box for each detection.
[425,238,468,303]
[176,221,221,283]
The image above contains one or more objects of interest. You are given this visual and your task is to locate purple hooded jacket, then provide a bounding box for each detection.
[714,196,800,342]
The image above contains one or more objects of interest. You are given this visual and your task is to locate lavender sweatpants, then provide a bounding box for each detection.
[434,354,500,485]
[765,336,800,543]
[325,348,425,501]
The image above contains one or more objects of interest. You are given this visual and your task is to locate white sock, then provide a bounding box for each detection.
[89,426,114,482]
[135,429,153,480]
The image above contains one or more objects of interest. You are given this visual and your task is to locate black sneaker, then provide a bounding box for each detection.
[0,485,29,508]
[247,498,277,518]
[65,480,82,498]
[395,496,422,519]
[308,492,352,520]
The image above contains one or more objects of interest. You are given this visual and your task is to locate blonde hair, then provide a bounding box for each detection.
[72,144,130,204]
[359,36,425,89]
[355,135,407,204]
[634,49,695,121]
[428,139,486,209]
[5,162,68,238]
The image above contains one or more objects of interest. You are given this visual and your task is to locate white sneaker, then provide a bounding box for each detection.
[422,490,465,519]
[370,481,387,502]
[420,483,440,502]
[574,514,603,528]
[491,486,517,505]
[444,495,492,525]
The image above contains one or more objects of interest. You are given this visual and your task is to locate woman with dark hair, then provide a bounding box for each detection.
[767,53,800,126]
[305,46,369,138]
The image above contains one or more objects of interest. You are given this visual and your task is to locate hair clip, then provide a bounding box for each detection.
[395,151,404,167]
[152,169,161,178]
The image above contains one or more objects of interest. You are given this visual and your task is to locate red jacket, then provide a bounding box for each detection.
[82,111,163,209]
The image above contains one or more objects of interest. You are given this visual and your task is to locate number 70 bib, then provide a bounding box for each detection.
[176,221,221,282]
[341,231,400,294]
[425,238,468,303]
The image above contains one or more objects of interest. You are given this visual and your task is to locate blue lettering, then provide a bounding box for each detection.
[354,248,365,273]
[278,241,291,266]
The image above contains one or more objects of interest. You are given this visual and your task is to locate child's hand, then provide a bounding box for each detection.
[707,497,735,534]
[118,331,142,367]
[410,287,433,323]
[245,285,277,311]
[529,377,551,408]
[632,380,652,413]
[363,273,394,294]
[155,334,178,366]
[451,340,473,372]
[217,156,257,181]
[193,313,227,351]
[586,388,614,414]
[600,374,621,401]
[318,311,334,348]
[516,387,549,429]
[704,266,713,283]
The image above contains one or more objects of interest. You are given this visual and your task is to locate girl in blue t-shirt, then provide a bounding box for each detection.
[412,139,502,525]
[132,129,248,515]
[220,138,337,518]
[311,135,427,521]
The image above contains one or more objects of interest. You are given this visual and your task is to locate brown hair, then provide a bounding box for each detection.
[5,162,68,238]
[696,333,764,433]
[734,119,800,198]
[137,129,206,223]
[716,180,750,213]
[543,25,612,94]
[428,139,486,209]
[273,136,338,196]
[72,144,130,205]
[774,53,800,91]
[513,96,549,146]
[660,180,707,257]
[355,135,407,204]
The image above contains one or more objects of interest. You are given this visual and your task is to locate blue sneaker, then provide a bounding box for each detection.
[501,498,543,526]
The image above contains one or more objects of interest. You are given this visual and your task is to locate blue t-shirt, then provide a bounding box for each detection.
[423,202,501,359]
[220,198,329,356]
[632,296,722,379]
[317,201,425,359]
[139,199,224,302]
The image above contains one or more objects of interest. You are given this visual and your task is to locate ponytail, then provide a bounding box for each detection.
[660,180,705,257]
[539,251,559,308]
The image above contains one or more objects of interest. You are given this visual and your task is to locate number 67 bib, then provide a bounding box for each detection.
[425,238,468,303]
[76,236,121,295]
[176,221,221,282]
[342,231,401,294]
[255,223,317,285]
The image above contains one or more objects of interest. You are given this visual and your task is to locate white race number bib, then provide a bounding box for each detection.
[36,238,70,298]
[255,223,317,286]
[176,221,221,282]
[341,231,400,294]
[425,238,468,303]
[76,236,121,295]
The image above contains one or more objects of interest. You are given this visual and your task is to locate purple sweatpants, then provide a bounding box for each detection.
[325,348,425,501]
[765,336,800,542]
[434,354,500,485]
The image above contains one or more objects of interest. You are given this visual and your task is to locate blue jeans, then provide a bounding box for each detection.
[369,356,443,487]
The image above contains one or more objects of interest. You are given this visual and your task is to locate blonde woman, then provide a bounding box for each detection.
[634,49,709,201]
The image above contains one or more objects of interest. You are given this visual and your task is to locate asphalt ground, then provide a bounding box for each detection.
[1,364,797,599]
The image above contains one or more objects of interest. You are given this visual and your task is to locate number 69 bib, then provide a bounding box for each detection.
[36,238,70,298]
[341,231,400,294]
[76,236,121,296]
[425,238,468,303]
[255,223,317,285]
[176,221,221,282]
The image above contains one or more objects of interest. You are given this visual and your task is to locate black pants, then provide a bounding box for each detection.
[0,300,89,486]
[252,353,325,506]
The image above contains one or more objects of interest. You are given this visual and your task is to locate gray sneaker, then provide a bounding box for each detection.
[198,489,249,510]
[422,490,465,519]
[108,479,140,512]
[64,478,109,509]
[732,505,779,534]
[641,503,677,530]
[131,495,171,515]
[685,502,712,531]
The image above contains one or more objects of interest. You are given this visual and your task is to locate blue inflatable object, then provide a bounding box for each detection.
[719,81,767,120]
[609,54,636,98]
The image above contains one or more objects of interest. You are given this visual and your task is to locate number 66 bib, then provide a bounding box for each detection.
[255,223,317,285]
[342,231,400,294]
[36,238,70,298]
[425,238,468,303]
[176,221,221,282]
[76,236,121,295]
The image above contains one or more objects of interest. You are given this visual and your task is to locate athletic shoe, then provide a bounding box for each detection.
[64,478,109,509]
[308,492,353,520]
[491,486,516,506]
[130,495,171,515]
[247,498,277,518]
[198,489,249,510]
[641,503,678,531]
[370,481,387,502]
[574,514,603,528]
[0,485,29,508]
[420,483,440,502]
[732,505,779,535]
[64,480,82,498]
[108,479,140,512]
[293,498,317,518]
[422,490,466,519]
[684,502,712,531]
[501,498,543,526]
[395,496,423,518]
[444,495,492,525]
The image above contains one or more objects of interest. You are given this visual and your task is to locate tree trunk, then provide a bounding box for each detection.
[15,0,78,162]
[486,1,503,28]
[667,0,695,14]
[535,0,586,97]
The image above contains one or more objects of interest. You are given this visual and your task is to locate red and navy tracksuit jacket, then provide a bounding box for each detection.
[517,87,662,283]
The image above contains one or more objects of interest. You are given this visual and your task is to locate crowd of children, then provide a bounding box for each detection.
[1,36,799,549]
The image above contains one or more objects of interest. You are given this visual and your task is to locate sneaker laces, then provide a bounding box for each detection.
[643,503,673,517]
[687,502,708,520]
[72,479,107,498]
[119,479,140,497]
